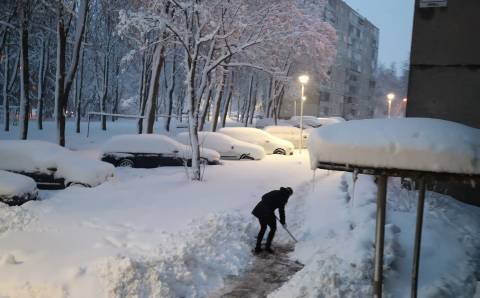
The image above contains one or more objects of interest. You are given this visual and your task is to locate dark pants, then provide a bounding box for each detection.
[256,215,276,249]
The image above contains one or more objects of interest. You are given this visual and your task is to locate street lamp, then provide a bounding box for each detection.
[402,98,408,117]
[298,75,309,151]
[387,93,395,118]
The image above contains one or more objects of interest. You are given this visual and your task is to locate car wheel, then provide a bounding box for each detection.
[273,148,286,155]
[117,159,134,168]
[239,154,254,160]
[66,182,89,188]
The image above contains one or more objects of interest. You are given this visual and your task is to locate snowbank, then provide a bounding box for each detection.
[95,212,257,298]
[270,173,480,298]
[309,118,480,174]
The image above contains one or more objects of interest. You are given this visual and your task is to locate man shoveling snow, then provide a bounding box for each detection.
[252,187,293,254]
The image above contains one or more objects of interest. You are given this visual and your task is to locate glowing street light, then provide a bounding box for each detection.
[298,75,309,151]
[387,93,395,118]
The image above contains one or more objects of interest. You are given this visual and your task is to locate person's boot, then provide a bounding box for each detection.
[254,246,263,254]
[265,247,274,254]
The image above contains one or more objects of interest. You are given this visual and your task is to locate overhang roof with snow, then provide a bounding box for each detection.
[308,118,480,178]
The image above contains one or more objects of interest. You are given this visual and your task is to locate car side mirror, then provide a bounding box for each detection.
[231,146,234,150]
[265,140,270,144]
[173,149,179,154]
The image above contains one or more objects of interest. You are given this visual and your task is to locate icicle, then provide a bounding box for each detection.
[312,169,317,192]
[351,169,359,207]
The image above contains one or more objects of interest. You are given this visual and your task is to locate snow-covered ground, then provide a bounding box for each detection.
[0,120,479,297]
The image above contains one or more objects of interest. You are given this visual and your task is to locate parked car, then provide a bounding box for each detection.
[100,134,221,168]
[0,170,38,206]
[264,125,310,149]
[218,127,294,155]
[176,131,265,160]
[290,116,345,128]
[290,116,323,128]
[0,140,115,189]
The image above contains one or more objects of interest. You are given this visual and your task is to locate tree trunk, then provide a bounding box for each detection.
[143,44,165,134]
[56,0,88,146]
[244,74,254,127]
[37,37,49,130]
[19,2,30,140]
[137,53,147,133]
[55,3,66,146]
[249,81,258,125]
[198,81,213,131]
[112,62,120,122]
[165,48,176,132]
[211,66,228,132]
[221,72,234,128]
[100,53,109,130]
[75,43,84,133]
[3,44,9,131]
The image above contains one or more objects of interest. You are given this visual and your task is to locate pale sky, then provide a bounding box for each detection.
[344,0,415,68]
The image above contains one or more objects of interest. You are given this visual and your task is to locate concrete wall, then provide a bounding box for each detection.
[407,0,480,205]
[406,0,480,128]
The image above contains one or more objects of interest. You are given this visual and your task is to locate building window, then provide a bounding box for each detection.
[319,92,331,102]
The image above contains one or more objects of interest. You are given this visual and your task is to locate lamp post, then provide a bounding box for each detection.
[387,93,395,118]
[402,98,408,117]
[298,75,309,151]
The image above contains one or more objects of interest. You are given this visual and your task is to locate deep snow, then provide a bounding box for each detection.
[0,120,479,298]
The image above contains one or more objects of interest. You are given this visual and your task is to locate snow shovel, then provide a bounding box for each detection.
[275,215,298,243]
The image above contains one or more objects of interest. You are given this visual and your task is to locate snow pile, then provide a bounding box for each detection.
[309,118,480,174]
[0,140,115,186]
[0,170,37,200]
[95,212,256,298]
[0,203,37,235]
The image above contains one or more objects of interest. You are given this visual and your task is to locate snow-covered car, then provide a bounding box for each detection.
[218,127,294,155]
[290,116,323,128]
[264,126,310,149]
[100,134,221,168]
[290,116,345,128]
[176,131,265,160]
[0,170,38,206]
[0,140,115,188]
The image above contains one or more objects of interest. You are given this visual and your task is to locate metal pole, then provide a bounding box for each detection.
[294,101,297,118]
[299,84,304,151]
[86,113,91,138]
[388,100,392,119]
[411,177,426,298]
[374,175,387,298]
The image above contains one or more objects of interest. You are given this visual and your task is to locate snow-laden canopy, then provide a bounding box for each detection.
[309,118,480,175]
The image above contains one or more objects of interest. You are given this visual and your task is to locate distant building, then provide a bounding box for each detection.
[301,0,379,120]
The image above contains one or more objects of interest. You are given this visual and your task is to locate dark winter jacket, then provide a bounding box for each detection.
[252,189,290,224]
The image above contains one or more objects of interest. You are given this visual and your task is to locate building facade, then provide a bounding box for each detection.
[303,0,379,120]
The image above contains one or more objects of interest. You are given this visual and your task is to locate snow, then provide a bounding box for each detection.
[0,140,115,187]
[309,118,480,175]
[100,134,221,163]
[270,174,480,298]
[176,131,265,160]
[0,120,479,297]
[0,170,37,199]
[218,127,294,155]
